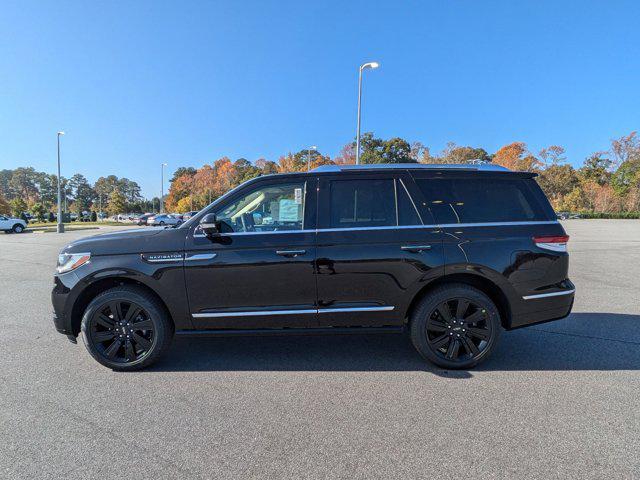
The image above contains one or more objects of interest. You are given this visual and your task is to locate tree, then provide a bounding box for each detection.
[175,196,194,213]
[611,159,640,196]
[537,164,579,209]
[539,146,566,167]
[382,137,414,163]
[611,131,640,167]
[9,197,27,217]
[38,174,59,207]
[255,158,278,174]
[9,167,39,203]
[334,143,356,165]
[31,203,47,222]
[170,167,197,184]
[69,174,95,214]
[233,158,261,183]
[0,188,9,215]
[107,189,126,216]
[580,152,612,186]
[493,142,541,172]
[355,133,414,164]
[437,143,490,164]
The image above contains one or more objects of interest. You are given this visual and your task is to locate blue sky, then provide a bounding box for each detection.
[1,0,639,198]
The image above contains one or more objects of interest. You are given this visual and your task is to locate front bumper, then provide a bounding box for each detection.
[51,273,78,336]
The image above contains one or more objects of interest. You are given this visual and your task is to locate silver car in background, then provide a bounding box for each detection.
[147,214,182,226]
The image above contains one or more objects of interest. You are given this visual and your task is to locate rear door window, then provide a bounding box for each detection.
[414,177,549,224]
[328,177,423,229]
[330,179,396,228]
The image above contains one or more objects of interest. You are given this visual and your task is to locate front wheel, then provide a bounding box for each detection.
[410,284,501,369]
[81,286,173,370]
[12,224,25,233]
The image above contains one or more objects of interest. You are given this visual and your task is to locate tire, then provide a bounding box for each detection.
[159,221,165,226]
[12,224,25,233]
[410,284,501,370]
[80,286,174,371]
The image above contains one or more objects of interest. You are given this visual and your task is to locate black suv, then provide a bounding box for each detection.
[52,164,574,370]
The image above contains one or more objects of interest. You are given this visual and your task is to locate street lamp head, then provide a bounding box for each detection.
[310,145,317,150]
[57,131,65,136]
[361,61,380,70]
[161,162,168,167]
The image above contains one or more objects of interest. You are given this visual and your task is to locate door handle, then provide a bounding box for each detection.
[401,245,432,253]
[276,249,306,257]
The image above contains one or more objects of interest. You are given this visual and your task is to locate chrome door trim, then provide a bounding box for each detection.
[192,305,395,318]
[317,306,395,314]
[192,309,318,318]
[522,289,575,300]
[185,253,217,261]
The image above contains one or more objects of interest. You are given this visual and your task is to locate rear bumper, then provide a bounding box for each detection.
[509,280,575,329]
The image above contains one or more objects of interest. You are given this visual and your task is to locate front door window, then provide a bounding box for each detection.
[216,182,306,233]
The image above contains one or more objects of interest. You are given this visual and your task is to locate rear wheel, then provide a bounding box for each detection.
[81,286,173,370]
[410,284,500,369]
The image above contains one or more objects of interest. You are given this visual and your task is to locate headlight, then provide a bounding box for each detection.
[57,252,91,274]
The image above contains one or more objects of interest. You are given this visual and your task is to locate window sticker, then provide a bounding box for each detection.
[294,187,303,205]
[279,199,300,221]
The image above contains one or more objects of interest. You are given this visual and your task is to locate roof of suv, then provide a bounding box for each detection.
[311,163,510,173]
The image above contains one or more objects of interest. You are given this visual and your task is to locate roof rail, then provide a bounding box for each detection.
[311,163,510,173]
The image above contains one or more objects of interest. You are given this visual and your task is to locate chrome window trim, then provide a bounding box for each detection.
[398,177,424,225]
[192,305,395,318]
[522,289,575,300]
[439,221,559,228]
[192,220,559,237]
[193,228,315,238]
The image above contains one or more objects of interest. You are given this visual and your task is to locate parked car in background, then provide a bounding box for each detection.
[0,215,27,233]
[182,211,199,221]
[147,214,181,226]
[169,213,184,222]
[134,213,155,226]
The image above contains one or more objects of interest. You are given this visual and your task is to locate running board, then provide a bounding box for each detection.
[175,326,406,337]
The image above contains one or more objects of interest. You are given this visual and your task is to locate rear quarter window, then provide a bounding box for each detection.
[414,177,553,224]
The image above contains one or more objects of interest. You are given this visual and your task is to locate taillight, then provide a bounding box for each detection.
[533,235,569,252]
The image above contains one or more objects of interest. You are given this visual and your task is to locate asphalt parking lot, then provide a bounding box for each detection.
[1,220,639,479]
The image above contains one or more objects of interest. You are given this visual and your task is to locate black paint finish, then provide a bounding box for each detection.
[52,167,574,342]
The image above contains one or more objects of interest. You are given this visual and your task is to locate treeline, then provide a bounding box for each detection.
[165,131,640,215]
[2,131,639,219]
[0,169,159,220]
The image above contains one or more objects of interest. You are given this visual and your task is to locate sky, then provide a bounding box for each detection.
[1,0,639,198]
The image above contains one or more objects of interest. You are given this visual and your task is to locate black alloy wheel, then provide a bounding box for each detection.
[425,298,492,362]
[88,300,155,364]
[410,284,500,369]
[81,286,173,370]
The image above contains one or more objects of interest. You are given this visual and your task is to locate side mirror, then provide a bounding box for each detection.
[199,213,220,236]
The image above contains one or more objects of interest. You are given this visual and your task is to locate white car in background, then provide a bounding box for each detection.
[0,215,27,233]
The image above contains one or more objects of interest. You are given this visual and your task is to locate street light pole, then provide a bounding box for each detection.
[160,163,167,213]
[355,61,379,165]
[56,131,65,233]
[307,145,317,171]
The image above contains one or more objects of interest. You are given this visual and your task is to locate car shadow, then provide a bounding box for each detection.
[150,313,640,376]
